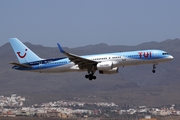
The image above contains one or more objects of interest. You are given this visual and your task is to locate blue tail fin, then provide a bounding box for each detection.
[9,38,43,63]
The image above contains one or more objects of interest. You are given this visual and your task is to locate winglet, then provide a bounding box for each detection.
[57,43,65,53]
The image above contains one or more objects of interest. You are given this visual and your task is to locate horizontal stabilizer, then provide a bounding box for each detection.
[10,62,32,68]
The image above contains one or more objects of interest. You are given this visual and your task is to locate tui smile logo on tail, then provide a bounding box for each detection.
[17,49,27,58]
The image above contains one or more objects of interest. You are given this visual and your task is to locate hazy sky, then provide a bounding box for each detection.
[1,0,180,48]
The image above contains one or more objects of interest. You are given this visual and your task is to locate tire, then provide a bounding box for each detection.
[85,75,89,78]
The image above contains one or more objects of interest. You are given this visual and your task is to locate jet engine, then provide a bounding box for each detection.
[99,67,118,74]
[97,61,113,70]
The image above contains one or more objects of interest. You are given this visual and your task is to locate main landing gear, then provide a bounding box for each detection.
[152,64,157,73]
[85,70,96,81]
[85,74,96,80]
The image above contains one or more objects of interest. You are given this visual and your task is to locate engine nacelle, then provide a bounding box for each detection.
[99,67,118,74]
[97,61,113,70]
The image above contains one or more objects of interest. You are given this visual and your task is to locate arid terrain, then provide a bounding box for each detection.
[0,38,180,107]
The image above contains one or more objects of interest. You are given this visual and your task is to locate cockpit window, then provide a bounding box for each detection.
[162,53,169,55]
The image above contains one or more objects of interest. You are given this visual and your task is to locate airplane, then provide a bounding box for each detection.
[9,38,174,81]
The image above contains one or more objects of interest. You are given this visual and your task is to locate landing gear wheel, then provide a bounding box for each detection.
[87,74,96,81]
[92,76,96,80]
[85,75,89,78]
[89,76,93,81]
[152,70,156,73]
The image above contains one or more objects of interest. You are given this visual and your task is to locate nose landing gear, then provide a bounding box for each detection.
[152,64,157,73]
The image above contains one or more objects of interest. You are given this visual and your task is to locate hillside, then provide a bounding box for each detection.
[0,38,180,107]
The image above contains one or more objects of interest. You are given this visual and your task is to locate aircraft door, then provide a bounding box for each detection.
[154,52,158,58]
[39,61,42,68]
[122,55,126,61]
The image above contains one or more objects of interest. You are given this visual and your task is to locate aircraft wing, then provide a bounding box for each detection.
[57,43,98,69]
[10,62,32,68]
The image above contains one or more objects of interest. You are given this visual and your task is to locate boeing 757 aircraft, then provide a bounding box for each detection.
[9,38,173,81]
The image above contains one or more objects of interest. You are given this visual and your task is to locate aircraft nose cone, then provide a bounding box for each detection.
[169,55,174,60]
